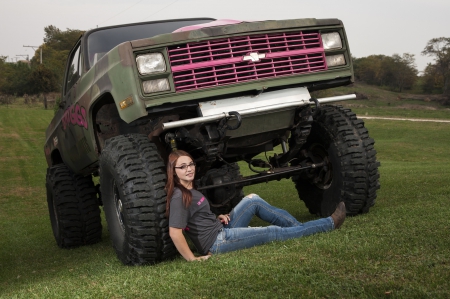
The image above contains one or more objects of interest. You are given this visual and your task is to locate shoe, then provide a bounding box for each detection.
[331,202,346,229]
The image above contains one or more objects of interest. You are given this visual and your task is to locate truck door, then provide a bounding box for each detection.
[58,42,90,172]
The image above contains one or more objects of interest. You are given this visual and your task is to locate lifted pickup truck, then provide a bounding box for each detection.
[44,18,380,265]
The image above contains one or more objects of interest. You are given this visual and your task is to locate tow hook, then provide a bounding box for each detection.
[227,111,242,130]
[218,111,242,137]
[309,98,321,116]
[221,111,242,130]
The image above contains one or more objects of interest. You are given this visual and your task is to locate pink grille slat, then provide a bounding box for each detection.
[174,63,325,85]
[169,40,322,62]
[174,66,326,87]
[168,31,327,92]
[172,60,326,89]
[173,64,326,89]
[172,55,325,76]
[169,38,320,55]
[170,36,320,51]
[171,48,324,72]
[172,57,326,78]
[172,56,325,80]
[168,33,320,59]
[175,67,326,90]
[168,33,318,49]
[169,42,322,61]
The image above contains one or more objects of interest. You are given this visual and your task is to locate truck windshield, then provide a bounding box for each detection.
[86,19,213,68]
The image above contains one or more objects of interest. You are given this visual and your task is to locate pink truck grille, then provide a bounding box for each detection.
[168,31,327,92]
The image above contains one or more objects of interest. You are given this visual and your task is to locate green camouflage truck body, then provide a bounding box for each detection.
[44,18,354,175]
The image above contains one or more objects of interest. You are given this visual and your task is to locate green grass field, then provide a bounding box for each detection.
[1,96,450,298]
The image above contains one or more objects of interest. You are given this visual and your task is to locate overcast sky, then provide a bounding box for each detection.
[1,0,449,73]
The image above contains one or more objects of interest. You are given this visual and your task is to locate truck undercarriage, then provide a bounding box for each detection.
[157,89,360,215]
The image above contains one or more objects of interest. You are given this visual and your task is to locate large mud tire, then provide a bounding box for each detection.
[293,105,380,216]
[100,134,175,265]
[46,164,102,248]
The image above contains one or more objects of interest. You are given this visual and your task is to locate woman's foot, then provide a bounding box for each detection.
[331,202,346,229]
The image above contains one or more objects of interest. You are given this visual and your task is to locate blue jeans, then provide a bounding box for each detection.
[209,194,334,254]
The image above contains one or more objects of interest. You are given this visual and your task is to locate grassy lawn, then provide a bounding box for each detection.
[1,98,449,298]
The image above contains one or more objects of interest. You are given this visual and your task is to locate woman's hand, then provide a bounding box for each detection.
[192,255,211,262]
[217,214,230,225]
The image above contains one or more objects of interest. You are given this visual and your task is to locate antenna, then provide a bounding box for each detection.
[23,45,42,64]
[16,54,29,61]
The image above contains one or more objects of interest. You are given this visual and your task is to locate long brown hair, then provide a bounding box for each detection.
[165,150,196,217]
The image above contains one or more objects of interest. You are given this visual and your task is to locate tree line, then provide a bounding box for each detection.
[354,37,450,96]
[0,26,83,97]
[353,53,417,92]
[0,26,449,98]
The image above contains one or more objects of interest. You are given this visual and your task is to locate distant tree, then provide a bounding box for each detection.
[391,53,418,92]
[421,37,450,96]
[378,56,396,87]
[353,55,386,85]
[43,25,83,52]
[421,64,443,93]
[31,45,70,88]
[28,64,58,94]
[28,25,84,93]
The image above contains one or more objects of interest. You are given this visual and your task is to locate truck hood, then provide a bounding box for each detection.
[172,19,244,32]
[131,18,342,48]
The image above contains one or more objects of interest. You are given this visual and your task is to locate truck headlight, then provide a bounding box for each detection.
[326,54,346,67]
[143,78,170,93]
[321,32,342,50]
[136,53,166,75]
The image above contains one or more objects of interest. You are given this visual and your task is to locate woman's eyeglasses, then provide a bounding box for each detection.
[174,162,196,171]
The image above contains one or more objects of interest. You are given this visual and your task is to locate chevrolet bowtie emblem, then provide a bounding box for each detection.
[243,52,266,62]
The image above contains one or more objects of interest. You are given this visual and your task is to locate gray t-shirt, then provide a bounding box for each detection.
[169,188,223,255]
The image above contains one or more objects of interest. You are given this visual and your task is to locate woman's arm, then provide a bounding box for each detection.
[169,227,210,262]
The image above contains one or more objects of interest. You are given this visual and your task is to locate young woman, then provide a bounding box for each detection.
[165,150,346,262]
